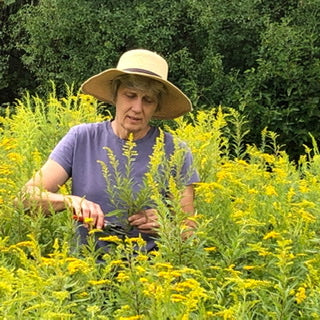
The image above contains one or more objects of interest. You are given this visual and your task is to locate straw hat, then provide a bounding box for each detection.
[81,49,192,119]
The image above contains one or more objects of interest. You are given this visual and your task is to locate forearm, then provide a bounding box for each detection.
[180,185,197,228]
[18,185,70,215]
[17,184,106,229]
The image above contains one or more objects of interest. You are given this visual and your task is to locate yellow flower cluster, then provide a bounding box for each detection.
[2,94,320,318]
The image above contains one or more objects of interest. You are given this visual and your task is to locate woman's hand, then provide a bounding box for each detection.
[128,208,159,234]
[66,195,105,229]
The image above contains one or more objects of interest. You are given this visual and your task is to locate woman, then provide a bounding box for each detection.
[21,49,200,253]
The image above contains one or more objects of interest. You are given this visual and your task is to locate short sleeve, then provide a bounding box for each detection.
[164,132,200,186]
[49,126,78,176]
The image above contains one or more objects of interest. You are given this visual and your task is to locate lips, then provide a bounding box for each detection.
[127,115,142,122]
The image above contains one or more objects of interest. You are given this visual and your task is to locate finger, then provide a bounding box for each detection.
[85,203,105,229]
[144,209,158,221]
[94,205,105,229]
[128,211,145,222]
[136,221,159,235]
[138,220,159,230]
[128,211,148,226]
[76,200,103,229]
[129,216,147,227]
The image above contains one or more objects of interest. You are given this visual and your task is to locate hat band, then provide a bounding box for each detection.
[123,68,162,78]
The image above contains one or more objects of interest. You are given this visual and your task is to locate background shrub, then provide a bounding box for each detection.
[1,0,320,159]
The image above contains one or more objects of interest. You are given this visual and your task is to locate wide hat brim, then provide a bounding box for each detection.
[81,68,192,120]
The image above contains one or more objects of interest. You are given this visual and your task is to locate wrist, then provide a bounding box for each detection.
[183,218,197,229]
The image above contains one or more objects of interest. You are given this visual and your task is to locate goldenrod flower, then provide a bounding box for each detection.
[43,312,75,318]
[136,254,148,262]
[117,271,130,282]
[263,231,281,240]
[153,262,173,270]
[170,270,182,278]
[212,308,235,319]
[8,152,23,164]
[87,305,100,313]
[119,316,143,320]
[67,259,91,275]
[265,185,278,196]
[40,257,56,266]
[84,217,94,224]
[52,291,69,301]
[242,279,271,289]
[143,283,164,298]
[204,246,217,252]
[110,259,124,265]
[89,228,103,235]
[157,271,172,279]
[243,265,256,270]
[292,200,316,208]
[295,286,307,304]
[125,237,146,247]
[299,181,309,193]
[171,293,188,302]
[99,235,122,243]
[261,153,275,163]
[135,266,146,274]
[78,291,89,297]
[32,149,42,165]
[15,241,34,247]
[175,278,199,290]
[295,208,316,223]
[88,279,111,286]
[231,210,250,220]
[0,281,13,293]
[209,265,221,270]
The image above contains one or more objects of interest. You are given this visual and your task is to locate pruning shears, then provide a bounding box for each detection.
[72,215,126,235]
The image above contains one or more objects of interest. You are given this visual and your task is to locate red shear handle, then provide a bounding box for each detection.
[73,215,83,222]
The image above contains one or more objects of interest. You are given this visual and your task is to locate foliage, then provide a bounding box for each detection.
[0,0,37,104]
[1,91,320,318]
[235,1,320,159]
[0,87,106,250]
[1,0,320,159]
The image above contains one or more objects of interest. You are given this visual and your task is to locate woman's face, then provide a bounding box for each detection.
[113,84,158,140]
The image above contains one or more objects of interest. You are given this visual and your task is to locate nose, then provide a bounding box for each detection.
[131,97,143,113]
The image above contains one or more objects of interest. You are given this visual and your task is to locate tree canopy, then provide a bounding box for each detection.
[1,0,320,159]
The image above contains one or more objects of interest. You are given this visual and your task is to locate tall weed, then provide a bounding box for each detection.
[1,90,320,318]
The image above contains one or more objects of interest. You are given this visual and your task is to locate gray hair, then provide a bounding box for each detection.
[111,74,167,112]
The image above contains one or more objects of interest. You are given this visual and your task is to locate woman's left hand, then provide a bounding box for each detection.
[128,208,159,234]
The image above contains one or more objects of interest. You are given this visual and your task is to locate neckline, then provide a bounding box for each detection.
[106,120,157,144]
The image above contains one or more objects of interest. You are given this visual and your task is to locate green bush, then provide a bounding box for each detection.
[2,0,320,159]
[0,0,36,105]
[234,2,320,159]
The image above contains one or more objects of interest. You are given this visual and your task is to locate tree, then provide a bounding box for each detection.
[2,0,320,159]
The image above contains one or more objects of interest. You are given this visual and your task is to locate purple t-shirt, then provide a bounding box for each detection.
[50,121,199,251]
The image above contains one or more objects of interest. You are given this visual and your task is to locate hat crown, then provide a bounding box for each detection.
[116,49,168,80]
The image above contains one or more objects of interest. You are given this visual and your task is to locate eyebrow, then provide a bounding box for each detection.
[123,88,157,98]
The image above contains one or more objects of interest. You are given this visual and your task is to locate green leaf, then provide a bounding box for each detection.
[106,209,125,217]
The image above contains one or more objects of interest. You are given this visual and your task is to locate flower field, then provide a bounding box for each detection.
[1,90,320,319]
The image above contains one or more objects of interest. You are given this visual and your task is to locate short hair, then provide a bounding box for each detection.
[111,74,167,112]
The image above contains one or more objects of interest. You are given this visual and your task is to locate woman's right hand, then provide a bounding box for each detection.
[66,195,105,229]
